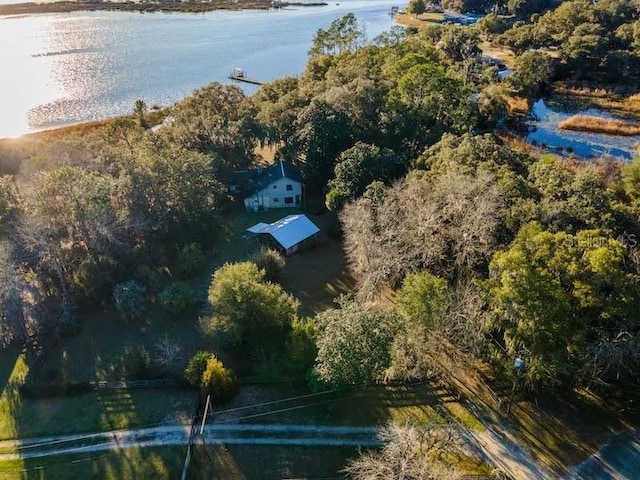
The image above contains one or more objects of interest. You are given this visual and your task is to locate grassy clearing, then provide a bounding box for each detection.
[213,383,445,426]
[559,115,640,136]
[198,382,493,478]
[396,12,444,28]
[213,208,353,317]
[190,443,360,479]
[0,207,351,443]
[443,401,484,431]
[0,387,196,441]
[479,41,517,68]
[0,447,186,480]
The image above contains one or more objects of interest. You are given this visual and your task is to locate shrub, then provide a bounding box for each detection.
[250,247,285,283]
[286,318,317,378]
[208,262,298,352]
[175,243,206,278]
[201,355,237,401]
[121,345,151,379]
[185,351,210,386]
[158,282,198,315]
[325,187,347,212]
[71,256,117,304]
[133,265,166,295]
[113,280,146,322]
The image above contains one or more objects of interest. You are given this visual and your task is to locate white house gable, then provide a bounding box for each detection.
[241,160,303,211]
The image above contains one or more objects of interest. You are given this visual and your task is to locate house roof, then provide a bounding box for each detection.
[232,160,302,196]
[246,222,270,234]
[247,214,319,250]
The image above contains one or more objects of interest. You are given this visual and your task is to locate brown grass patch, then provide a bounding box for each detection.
[559,115,640,136]
[503,95,530,115]
[396,12,444,28]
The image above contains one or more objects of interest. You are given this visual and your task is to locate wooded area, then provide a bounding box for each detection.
[2,5,640,476]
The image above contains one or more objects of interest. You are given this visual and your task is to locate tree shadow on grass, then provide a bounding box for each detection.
[509,390,630,474]
[0,343,21,396]
[189,443,359,480]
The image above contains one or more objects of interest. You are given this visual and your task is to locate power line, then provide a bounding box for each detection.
[5,388,345,452]
[215,395,354,424]
[212,388,343,416]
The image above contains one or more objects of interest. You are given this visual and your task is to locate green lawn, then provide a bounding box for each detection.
[0,207,353,443]
[0,447,186,480]
[0,385,196,441]
[212,382,451,427]
[189,444,360,480]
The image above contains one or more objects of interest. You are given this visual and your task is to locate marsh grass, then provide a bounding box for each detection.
[559,115,640,136]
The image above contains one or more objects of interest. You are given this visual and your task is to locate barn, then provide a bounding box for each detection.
[246,214,320,256]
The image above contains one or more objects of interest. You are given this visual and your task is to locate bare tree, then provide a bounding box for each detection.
[342,170,504,300]
[154,335,184,375]
[580,332,640,387]
[343,423,464,480]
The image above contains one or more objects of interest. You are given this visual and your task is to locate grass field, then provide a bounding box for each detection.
[0,447,186,480]
[212,383,448,427]
[0,206,353,442]
[189,444,360,480]
[0,387,197,442]
[396,12,444,28]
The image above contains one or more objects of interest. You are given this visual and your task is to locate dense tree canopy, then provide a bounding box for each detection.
[207,262,299,353]
[498,0,640,84]
[342,169,505,297]
[4,11,640,404]
[313,297,402,387]
[163,83,261,173]
[486,223,640,384]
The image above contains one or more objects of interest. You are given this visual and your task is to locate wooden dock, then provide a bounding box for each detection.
[228,74,264,86]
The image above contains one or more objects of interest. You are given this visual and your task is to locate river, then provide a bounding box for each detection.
[527,99,640,160]
[0,0,401,138]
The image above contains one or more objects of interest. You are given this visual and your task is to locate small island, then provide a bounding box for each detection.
[559,114,640,137]
[0,0,327,16]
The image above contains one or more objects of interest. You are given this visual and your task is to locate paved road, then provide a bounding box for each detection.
[565,430,640,480]
[0,424,381,460]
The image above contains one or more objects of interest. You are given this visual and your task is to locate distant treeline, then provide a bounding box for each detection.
[0,0,327,16]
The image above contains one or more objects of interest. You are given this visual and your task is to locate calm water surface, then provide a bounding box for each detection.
[527,99,640,160]
[0,1,400,138]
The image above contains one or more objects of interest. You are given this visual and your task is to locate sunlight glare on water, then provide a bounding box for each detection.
[0,1,400,138]
[0,16,64,137]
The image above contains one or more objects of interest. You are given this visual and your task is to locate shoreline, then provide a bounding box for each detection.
[0,109,168,144]
[0,0,328,16]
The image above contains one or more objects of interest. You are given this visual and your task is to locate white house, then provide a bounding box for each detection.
[246,214,320,256]
[231,160,303,211]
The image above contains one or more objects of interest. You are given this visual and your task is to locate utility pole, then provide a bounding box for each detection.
[200,394,211,436]
[181,394,212,480]
[507,357,524,415]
